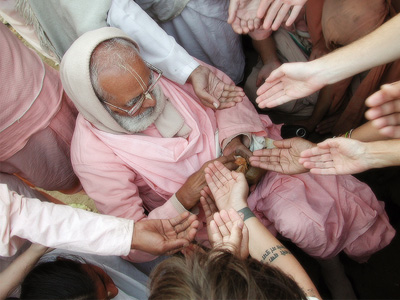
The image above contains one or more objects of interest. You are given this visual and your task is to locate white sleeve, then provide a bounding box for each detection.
[0,184,133,257]
[108,0,199,84]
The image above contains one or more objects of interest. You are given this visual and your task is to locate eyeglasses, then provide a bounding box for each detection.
[103,62,163,116]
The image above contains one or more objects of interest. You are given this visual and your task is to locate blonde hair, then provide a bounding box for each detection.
[149,249,307,300]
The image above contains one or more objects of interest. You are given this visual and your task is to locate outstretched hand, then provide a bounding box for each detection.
[131,212,199,255]
[188,65,244,109]
[256,61,324,109]
[210,209,249,259]
[250,137,314,174]
[365,81,400,138]
[228,0,262,34]
[257,0,307,31]
[204,160,248,211]
[299,138,370,175]
[176,154,237,210]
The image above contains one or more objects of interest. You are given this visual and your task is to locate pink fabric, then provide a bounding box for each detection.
[72,64,395,262]
[0,23,61,160]
[0,23,79,191]
[0,184,133,258]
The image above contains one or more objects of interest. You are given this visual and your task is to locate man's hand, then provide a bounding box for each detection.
[188,65,244,109]
[256,61,324,109]
[299,138,371,175]
[204,160,249,211]
[131,212,199,255]
[257,0,307,31]
[210,209,249,259]
[365,81,400,138]
[249,137,314,174]
[228,0,262,34]
[176,155,237,210]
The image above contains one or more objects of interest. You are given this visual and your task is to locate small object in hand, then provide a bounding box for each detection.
[235,156,249,173]
[235,156,266,185]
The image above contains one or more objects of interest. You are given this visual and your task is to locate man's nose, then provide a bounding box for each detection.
[142,93,156,108]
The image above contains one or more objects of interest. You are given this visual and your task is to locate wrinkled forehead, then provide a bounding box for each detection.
[92,39,150,88]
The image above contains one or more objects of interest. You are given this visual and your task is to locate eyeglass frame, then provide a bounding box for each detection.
[102,61,163,116]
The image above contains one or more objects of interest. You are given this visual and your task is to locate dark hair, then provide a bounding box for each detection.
[149,249,307,300]
[20,259,97,299]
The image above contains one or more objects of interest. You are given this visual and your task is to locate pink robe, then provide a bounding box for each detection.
[0,23,79,192]
[72,67,395,263]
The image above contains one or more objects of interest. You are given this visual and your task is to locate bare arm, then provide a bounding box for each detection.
[257,14,400,108]
[0,244,48,299]
[204,160,321,299]
[300,138,400,175]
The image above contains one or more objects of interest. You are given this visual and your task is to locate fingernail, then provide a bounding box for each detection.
[213,102,219,109]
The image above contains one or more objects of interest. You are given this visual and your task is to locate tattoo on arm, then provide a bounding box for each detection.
[260,244,291,264]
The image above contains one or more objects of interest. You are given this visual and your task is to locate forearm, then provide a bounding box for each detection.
[311,14,400,86]
[363,139,400,168]
[245,214,321,299]
[252,35,279,65]
[347,121,391,142]
[0,244,48,299]
[4,190,133,257]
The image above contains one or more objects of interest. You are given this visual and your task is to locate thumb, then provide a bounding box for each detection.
[197,89,220,109]
[227,0,239,24]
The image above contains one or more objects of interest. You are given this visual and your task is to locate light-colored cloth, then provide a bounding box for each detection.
[0,183,133,258]
[0,0,57,60]
[135,0,245,84]
[61,27,395,263]
[1,0,199,84]
[40,249,149,300]
[134,0,190,22]
[108,0,199,84]
[0,22,79,191]
[0,176,136,298]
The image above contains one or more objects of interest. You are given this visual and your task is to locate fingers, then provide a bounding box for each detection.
[213,211,231,236]
[200,189,218,219]
[170,212,199,236]
[257,0,273,18]
[300,146,331,158]
[198,90,221,109]
[271,3,291,31]
[227,0,240,24]
[377,124,400,138]
[285,5,302,27]
[366,100,400,120]
[231,17,244,34]
[256,80,290,108]
[164,239,193,256]
[365,82,400,107]
[209,219,223,246]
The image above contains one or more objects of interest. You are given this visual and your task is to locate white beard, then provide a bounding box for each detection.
[107,85,166,133]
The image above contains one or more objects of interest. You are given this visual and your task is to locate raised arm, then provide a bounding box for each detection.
[204,161,321,299]
[256,13,400,109]
[0,243,48,299]
[299,138,400,175]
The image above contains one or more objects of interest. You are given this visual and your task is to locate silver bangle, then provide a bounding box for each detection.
[237,207,255,221]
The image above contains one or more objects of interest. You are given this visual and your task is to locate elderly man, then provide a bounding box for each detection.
[61,27,395,263]
[1,0,243,110]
